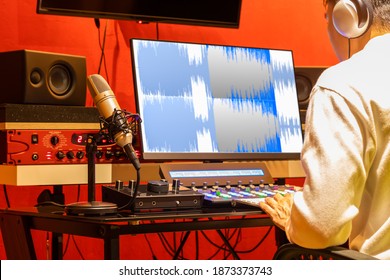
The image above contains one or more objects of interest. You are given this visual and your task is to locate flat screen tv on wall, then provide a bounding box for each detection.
[37,0,242,28]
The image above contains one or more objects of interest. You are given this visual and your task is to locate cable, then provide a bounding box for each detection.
[156,22,160,40]
[117,168,141,211]
[234,226,274,254]
[147,219,195,260]
[76,184,81,202]
[62,234,71,258]
[61,185,84,259]
[199,227,241,259]
[2,184,10,208]
[143,234,158,259]
[157,232,181,259]
[223,228,242,259]
[140,220,183,259]
[97,19,110,84]
[222,228,241,260]
[158,229,190,260]
[140,219,270,260]
[348,38,351,58]
[71,235,85,260]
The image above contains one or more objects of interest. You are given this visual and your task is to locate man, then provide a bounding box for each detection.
[260,0,390,259]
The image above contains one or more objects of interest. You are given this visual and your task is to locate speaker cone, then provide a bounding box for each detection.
[48,64,72,96]
[295,74,313,109]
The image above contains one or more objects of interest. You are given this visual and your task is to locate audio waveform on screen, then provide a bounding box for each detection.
[132,40,303,155]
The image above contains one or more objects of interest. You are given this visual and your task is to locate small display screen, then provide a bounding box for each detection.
[169,169,265,179]
[71,133,114,146]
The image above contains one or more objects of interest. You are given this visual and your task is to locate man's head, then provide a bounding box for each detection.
[370,0,390,33]
[323,0,390,60]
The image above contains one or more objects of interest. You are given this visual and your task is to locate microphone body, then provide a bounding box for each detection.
[87,74,141,170]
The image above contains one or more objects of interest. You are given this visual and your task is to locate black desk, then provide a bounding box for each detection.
[0,207,274,260]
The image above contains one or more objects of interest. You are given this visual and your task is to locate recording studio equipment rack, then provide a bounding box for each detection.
[0,104,128,165]
[0,129,128,165]
[0,104,120,185]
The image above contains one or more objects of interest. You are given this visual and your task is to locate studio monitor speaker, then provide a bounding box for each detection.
[294,66,327,126]
[0,50,86,106]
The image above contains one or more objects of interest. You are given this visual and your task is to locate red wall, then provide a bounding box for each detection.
[0,0,338,110]
[0,0,335,260]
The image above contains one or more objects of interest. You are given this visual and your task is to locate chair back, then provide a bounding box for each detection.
[273,243,378,260]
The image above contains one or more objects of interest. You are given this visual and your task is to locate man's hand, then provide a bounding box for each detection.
[259,193,293,231]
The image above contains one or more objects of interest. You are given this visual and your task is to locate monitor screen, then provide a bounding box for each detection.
[37,0,242,28]
[131,39,303,162]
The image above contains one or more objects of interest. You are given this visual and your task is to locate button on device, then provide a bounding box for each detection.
[31,134,39,144]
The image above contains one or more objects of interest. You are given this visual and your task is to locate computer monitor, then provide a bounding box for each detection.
[130,39,303,162]
[37,0,242,28]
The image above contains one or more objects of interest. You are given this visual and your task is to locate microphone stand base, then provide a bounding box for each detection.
[65,201,118,216]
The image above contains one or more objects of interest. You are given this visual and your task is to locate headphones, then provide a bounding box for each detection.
[332,0,373,38]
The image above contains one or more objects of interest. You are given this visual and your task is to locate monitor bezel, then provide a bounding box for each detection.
[130,38,303,162]
[36,0,242,28]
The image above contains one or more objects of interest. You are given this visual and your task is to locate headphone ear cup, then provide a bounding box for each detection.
[332,0,372,38]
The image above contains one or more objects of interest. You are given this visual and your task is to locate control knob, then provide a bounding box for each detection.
[76,151,85,159]
[66,151,75,159]
[96,150,103,159]
[50,136,60,146]
[105,150,113,159]
[56,151,66,160]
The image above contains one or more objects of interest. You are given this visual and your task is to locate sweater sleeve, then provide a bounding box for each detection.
[285,86,373,248]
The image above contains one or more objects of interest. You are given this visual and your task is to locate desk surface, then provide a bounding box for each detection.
[0,206,272,236]
[1,206,267,222]
[0,207,273,259]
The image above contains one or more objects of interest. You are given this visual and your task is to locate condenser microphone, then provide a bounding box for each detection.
[87,74,141,170]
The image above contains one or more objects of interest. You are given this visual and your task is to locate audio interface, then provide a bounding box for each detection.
[102,182,204,211]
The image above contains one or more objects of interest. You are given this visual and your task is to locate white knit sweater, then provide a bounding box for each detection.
[286,34,390,259]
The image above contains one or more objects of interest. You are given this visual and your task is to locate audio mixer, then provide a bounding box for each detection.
[102,178,300,211]
[101,162,302,211]
[196,181,298,208]
[159,161,302,209]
